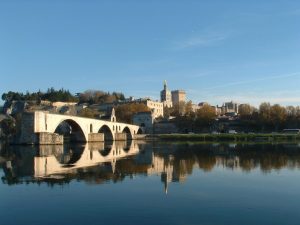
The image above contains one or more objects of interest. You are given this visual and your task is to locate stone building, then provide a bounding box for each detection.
[171,90,186,105]
[160,80,173,108]
[135,98,164,119]
[222,101,239,115]
[133,111,155,134]
[191,104,200,112]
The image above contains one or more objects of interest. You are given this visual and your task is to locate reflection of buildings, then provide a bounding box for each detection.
[147,153,187,194]
[215,156,240,170]
[3,142,300,192]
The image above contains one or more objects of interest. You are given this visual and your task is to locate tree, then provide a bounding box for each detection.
[172,102,186,117]
[185,101,194,118]
[1,93,7,101]
[196,105,217,128]
[115,103,151,123]
[270,104,287,131]
[163,106,173,118]
[1,88,78,103]
[259,102,271,130]
[78,90,126,105]
[0,118,16,137]
[78,108,99,119]
[238,104,253,119]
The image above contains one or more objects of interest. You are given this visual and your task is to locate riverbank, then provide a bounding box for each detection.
[153,133,300,142]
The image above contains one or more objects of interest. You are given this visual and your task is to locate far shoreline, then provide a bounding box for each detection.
[149,133,300,142]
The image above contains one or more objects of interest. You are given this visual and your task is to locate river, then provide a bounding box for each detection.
[1,141,300,225]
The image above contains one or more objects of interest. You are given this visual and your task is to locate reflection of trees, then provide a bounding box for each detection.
[154,143,300,178]
[3,142,300,186]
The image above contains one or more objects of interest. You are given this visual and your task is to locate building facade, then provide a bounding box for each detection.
[223,101,239,114]
[171,90,186,105]
[135,98,164,119]
[133,111,155,134]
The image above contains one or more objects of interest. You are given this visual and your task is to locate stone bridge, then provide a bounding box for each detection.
[34,141,140,178]
[19,111,143,145]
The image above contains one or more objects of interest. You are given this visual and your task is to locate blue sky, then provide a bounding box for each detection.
[1,0,300,106]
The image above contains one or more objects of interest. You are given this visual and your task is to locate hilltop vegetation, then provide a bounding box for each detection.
[78,90,125,105]
[1,88,126,105]
[2,88,78,103]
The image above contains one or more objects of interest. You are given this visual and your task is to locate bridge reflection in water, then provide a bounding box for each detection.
[2,142,300,193]
[35,141,140,178]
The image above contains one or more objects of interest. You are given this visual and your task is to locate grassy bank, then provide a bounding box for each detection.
[156,133,300,142]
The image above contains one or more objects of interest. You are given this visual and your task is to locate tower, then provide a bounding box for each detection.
[160,80,172,108]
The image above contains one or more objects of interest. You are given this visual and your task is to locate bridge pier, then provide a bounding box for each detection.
[88,133,105,142]
[37,132,64,145]
[114,133,127,141]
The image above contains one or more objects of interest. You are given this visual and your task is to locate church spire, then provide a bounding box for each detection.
[164,80,167,90]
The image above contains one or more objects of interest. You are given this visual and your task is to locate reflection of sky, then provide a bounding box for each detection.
[1,163,300,225]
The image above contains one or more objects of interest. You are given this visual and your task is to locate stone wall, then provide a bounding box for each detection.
[154,122,178,134]
[18,112,36,144]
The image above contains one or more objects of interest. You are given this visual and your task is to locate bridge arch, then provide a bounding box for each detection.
[98,125,114,141]
[122,127,133,140]
[99,145,113,157]
[54,145,85,165]
[54,119,87,143]
[137,128,143,134]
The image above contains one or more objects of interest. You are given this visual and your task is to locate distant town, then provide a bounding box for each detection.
[1,80,300,141]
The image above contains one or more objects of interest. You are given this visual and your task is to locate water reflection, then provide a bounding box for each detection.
[1,142,300,191]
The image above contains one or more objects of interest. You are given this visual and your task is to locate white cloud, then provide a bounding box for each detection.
[203,72,300,91]
[173,33,229,50]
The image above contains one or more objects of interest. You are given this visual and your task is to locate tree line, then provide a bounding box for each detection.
[166,101,300,133]
[238,103,300,132]
[165,101,217,133]
[78,90,125,105]
[1,88,78,103]
[1,88,126,105]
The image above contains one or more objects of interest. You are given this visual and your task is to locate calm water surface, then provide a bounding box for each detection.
[1,141,300,225]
